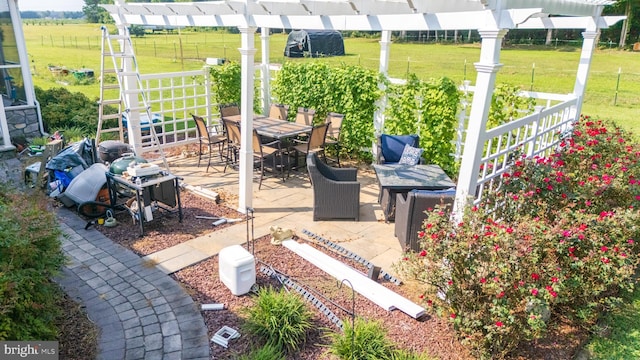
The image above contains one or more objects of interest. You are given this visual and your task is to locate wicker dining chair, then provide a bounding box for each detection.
[192,114,227,172]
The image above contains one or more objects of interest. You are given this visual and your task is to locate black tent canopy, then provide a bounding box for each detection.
[284,30,345,58]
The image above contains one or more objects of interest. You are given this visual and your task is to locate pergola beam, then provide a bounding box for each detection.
[104,3,622,31]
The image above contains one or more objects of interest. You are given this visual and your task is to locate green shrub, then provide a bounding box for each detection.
[0,189,65,340]
[238,343,285,360]
[327,317,396,360]
[241,286,313,354]
[391,348,436,360]
[56,126,88,143]
[34,86,100,135]
[395,116,640,358]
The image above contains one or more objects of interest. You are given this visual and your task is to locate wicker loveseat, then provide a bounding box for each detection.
[394,188,456,252]
[307,152,360,221]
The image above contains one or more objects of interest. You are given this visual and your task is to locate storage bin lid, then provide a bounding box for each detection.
[219,245,254,265]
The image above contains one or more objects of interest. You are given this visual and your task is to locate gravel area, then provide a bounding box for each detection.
[93,188,586,359]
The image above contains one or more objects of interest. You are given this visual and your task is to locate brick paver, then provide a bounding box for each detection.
[54,207,210,360]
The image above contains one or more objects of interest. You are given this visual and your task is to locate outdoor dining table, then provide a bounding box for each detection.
[221,114,312,140]
[221,114,313,176]
[373,164,456,222]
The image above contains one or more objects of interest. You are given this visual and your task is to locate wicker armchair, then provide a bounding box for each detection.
[394,188,456,252]
[307,152,360,221]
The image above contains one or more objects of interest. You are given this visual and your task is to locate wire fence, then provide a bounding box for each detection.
[38,33,640,109]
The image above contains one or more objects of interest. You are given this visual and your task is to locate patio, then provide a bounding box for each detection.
[144,153,406,277]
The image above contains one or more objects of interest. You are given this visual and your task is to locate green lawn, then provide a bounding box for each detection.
[24,23,639,132]
[587,288,640,359]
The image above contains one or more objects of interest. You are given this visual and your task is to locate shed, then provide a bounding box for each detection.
[284,30,345,58]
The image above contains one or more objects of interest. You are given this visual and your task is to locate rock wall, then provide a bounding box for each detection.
[6,106,42,141]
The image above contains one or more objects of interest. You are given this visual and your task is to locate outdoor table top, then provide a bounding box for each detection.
[221,114,265,122]
[372,164,455,190]
[222,114,312,140]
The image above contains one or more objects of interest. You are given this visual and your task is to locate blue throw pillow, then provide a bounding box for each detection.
[380,134,419,163]
[398,144,423,165]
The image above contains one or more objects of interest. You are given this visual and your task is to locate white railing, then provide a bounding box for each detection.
[137,69,211,151]
[472,94,578,205]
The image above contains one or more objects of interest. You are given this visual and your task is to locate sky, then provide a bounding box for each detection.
[18,0,85,12]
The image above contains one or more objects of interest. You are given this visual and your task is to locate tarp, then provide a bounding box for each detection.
[284,30,345,58]
[46,138,95,173]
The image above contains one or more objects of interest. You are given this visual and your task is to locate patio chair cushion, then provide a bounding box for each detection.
[413,188,456,197]
[379,134,419,164]
[398,144,423,165]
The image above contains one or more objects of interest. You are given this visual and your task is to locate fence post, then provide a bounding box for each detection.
[406,57,410,78]
[530,63,535,91]
[614,67,621,106]
[463,59,467,81]
[173,42,177,62]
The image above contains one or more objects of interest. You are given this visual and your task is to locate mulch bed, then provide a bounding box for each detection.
[86,188,587,359]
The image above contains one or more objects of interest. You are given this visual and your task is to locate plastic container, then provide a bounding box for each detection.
[63,163,109,205]
[219,245,256,296]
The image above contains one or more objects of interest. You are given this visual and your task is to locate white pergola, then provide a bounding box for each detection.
[103,0,623,214]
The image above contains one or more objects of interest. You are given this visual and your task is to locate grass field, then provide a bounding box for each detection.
[23,23,640,133]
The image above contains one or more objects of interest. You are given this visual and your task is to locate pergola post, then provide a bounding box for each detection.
[373,30,392,160]
[453,29,507,217]
[260,27,271,115]
[572,28,599,119]
[237,26,257,213]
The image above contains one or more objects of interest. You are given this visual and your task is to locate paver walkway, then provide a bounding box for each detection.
[55,207,210,360]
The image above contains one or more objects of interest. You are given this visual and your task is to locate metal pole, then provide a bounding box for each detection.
[338,279,356,360]
[530,63,535,91]
[463,59,467,81]
[614,67,621,106]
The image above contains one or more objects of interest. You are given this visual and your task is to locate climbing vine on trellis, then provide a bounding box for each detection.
[384,74,460,175]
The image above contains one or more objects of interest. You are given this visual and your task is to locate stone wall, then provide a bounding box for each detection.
[6,105,43,142]
[1,105,42,190]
